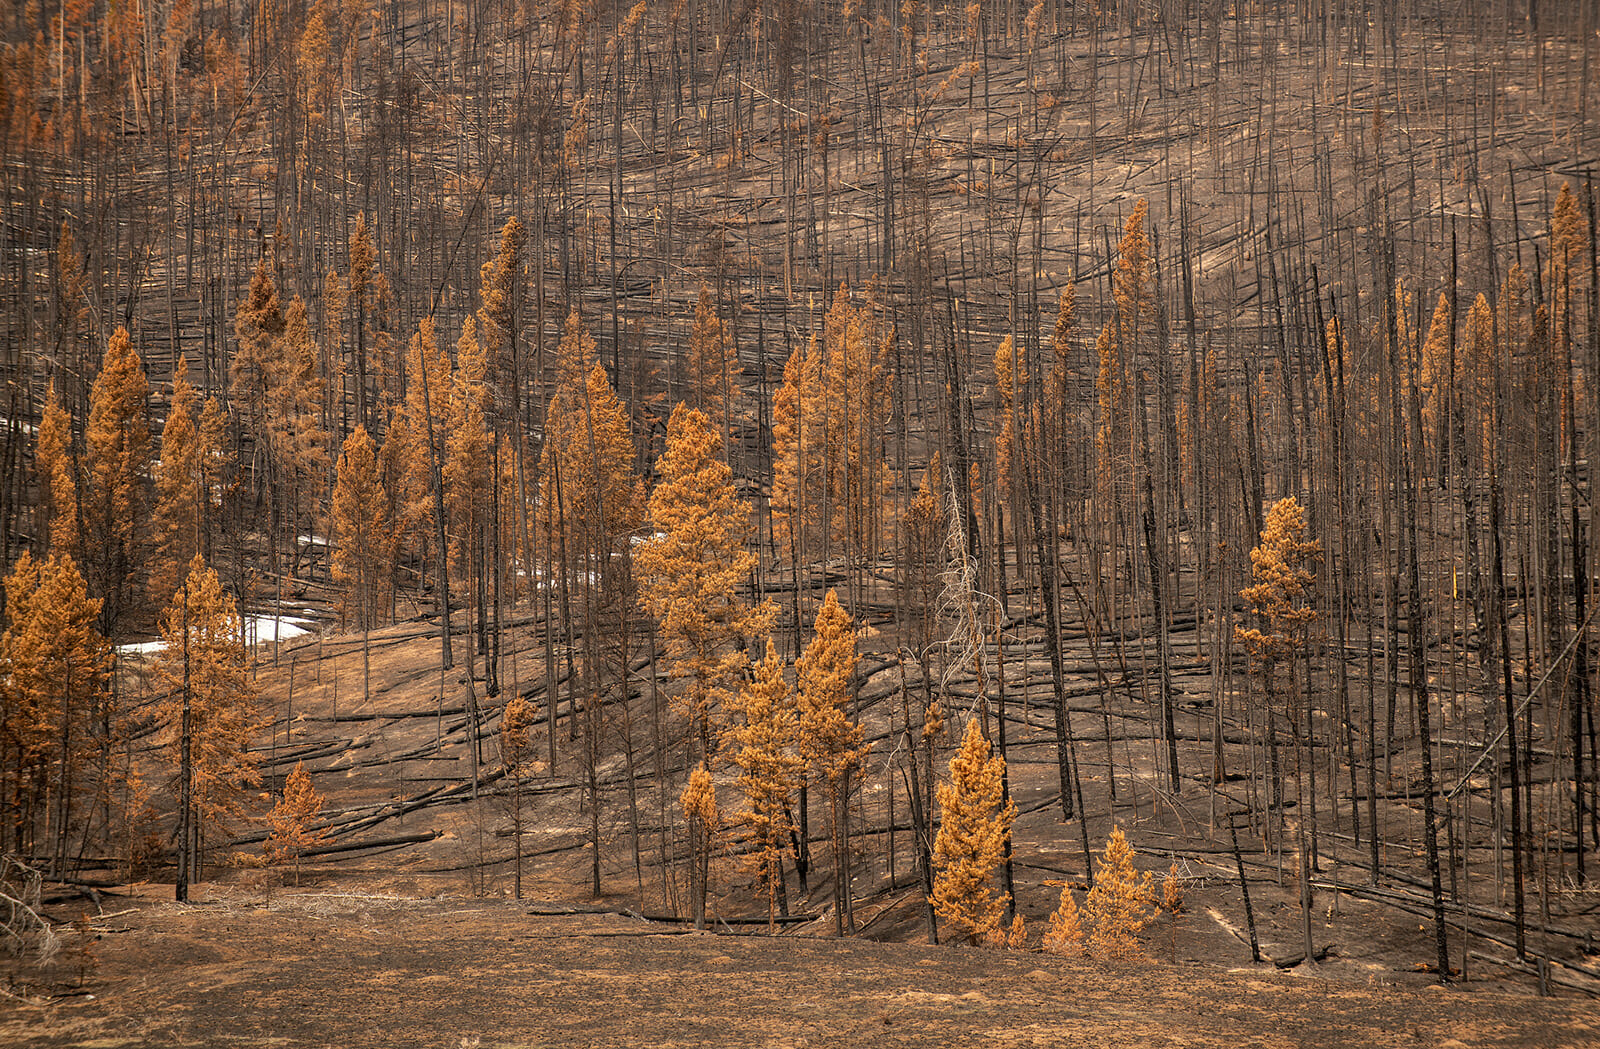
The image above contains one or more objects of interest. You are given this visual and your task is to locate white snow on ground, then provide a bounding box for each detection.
[116,614,315,658]
[243,615,314,645]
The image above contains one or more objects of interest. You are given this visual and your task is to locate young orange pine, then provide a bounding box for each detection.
[992,334,1024,508]
[537,355,643,561]
[35,380,76,556]
[231,254,285,438]
[476,216,525,399]
[796,588,866,935]
[269,295,329,547]
[930,718,1016,946]
[331,426,394,634]
[727,639,801,929]
[1042,882,1085,955]
[444,317,493,613]
[0,551,110,866]
[1082,826,1155,960]
[1416,292,1452,459]
[680,763,719,929]
[150,357,203,610]
[264,760,329,886]
[1235,495,1319,697]
[157,555,261,883]
[500,694,538,898]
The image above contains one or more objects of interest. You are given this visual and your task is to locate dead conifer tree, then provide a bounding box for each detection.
[1082,826,1155,960]
[264,760,329,887]
[930,717,1016,946]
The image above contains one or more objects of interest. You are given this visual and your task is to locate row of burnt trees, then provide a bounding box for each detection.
[4,174,1598,956]
[5,160,1598,946]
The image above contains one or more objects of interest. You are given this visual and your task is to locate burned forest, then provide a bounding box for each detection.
[2,0,1599,1024]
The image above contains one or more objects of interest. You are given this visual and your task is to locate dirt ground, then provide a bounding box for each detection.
[13,610,1584,1046]
[5,882,1598,1049]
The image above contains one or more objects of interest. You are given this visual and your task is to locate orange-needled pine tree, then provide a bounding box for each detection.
[270,296,329,575]
[477,215,526,411]
[992,334,1024,514]
[232,254,285,459]
[0,551,110,872]
[1236,496,1319,750]
[158,555,260,893]
[446,317,493,672]
[338,212,393,431]
[728,638,801,928]
[537,312,643,569]
[331,425,394,706]
[500,694,537,898]
[1081,826,1155,960]
[680,762,719,930]
[770,284,895,578]
[930,717,1016,946]
[264,760,328,886]
[636,404,772,762]
[389,317,452,577]
[34,380,77,557]
[331,426,394,634]
[685,284,742,431]
[796,587,866,936]
[1042,881,1085,955]
[82,325,151,638]
[150,357,204,610]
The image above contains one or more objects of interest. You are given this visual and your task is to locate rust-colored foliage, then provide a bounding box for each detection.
[1094,320,1122,506]
[0,551,110,859]
[501,695,537,771]
[680,761,719,928]
[770,283,895,567]
[796,588,865,789]
[1082,826,1155,960]
[83,325,151,636]
[537,312,643,561]
[1042,881,1085,955]
[1416,292,1452,455]
[445,317,492,582]
[1113,198,1153,340]
[271,296,330,513]
[387,317,451,565]
[264,760,329,885]
[35,380,76,557]
[232,255,286,433]
[727,639,801,926]
[1235,495,1320,687]
[930,717,1015,946]
[477,216,525,401]
[637,404,772,759]
[150,357,204,609]
[331,426,394,631]
[992,334,1024,505]
[156,556,262,861]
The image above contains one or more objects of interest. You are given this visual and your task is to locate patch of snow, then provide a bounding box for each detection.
[117,614,313,656]
[244,615,313,645]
